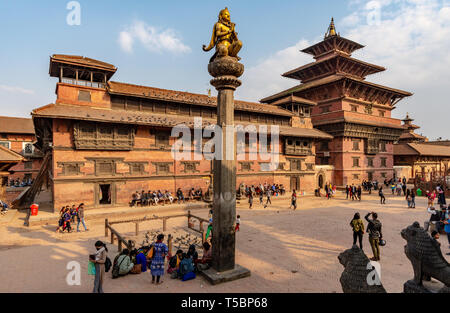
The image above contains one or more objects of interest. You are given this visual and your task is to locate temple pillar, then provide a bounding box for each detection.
[201,56,251,284]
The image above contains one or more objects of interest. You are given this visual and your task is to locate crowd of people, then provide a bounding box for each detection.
[8,177,34,188]
[242,182,286,209]
[89,233,214,293]
[130,187,205,207]
[55,203,88,233]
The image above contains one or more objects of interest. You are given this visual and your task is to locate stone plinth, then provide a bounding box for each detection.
[201,264,251,285]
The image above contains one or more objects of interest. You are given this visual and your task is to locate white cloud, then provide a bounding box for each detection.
[118,20,191,54]
[238,0,450,139]
[0,84,34,95]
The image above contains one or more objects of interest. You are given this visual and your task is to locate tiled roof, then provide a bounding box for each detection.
[394,143,450,157]
[261,74,412,103]
[0,145,24,162]
[312,115,404,130]
[399,132,427,141]
[51,54,117,71]
[107,81,293,117]
[31,103,332,139]
[0,116,35,134]
[282,53,385,80]
[271,95,317,107]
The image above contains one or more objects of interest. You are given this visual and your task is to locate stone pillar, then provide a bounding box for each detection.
[211,76,240,272]
[202,56,251,284]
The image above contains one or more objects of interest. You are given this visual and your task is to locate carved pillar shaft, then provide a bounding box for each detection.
[209,58,243,272]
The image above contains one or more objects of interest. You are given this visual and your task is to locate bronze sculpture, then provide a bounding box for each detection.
[203,7,242,62]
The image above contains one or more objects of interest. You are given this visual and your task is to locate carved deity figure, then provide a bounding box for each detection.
[203,7,242,62]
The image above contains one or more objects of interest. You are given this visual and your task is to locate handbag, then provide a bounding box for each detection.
[379,239,386,246]
[88,261,96,275]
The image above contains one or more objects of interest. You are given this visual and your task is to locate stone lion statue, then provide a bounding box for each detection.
[401,222,450,293]
[338,245,386,293]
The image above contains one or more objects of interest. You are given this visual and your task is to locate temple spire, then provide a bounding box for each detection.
[325,17,338,38]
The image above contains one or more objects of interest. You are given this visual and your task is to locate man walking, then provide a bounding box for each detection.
[365,212,383,261]
[264,189,272,208]
[77,203,88,232]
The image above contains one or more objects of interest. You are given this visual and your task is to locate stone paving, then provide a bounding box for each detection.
[0,192,447,293]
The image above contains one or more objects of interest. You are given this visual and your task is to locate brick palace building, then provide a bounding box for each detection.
[0,116,43,184]
[261,19,412,187]
[29,54,332,211]
[394,113,450,182]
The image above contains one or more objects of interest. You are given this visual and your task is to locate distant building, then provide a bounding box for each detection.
[394,114,450,181]
[262,19,412,186]
[0,116,43,185]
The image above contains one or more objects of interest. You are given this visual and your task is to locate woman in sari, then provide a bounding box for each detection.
[150,234,168,284]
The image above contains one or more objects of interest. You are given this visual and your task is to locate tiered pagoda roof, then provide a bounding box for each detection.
[261,18,412,108]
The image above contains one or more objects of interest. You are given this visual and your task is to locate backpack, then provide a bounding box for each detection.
[112,254,127,278]
[105,256,112,272]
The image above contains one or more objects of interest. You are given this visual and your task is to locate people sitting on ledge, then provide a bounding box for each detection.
[177,188,185,204]
[195,241,212,272]
[116,249,134,276]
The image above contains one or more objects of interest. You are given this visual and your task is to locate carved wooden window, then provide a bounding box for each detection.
[352,140,360,151]
[352,157,360,167]
[155,131,170,148]
[74,122,135,150]
[321,105,331,113]
[367,157,374,167]
[78,90,91,102]
[351,105,358,112]
[24,161,33,170]
[353,174,360,180]
[127,98,140,111]
[0,141,11,149]
[239,162,253,172]
[153,162,171,175]
[128,162,146,175]
[379,110,385,117]
[98,162,114,175]
[380,141,387,152]
[290,159,302,171]
[277,162,285,171]
[182,161,200,174]
[111,96,125,110]
[381,157,387,167]
[23,143,34,155]
[306,163,314,171]
[58,162,84,176]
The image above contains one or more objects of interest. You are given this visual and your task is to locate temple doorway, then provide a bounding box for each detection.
[99,184,112,205]
[318,174,324,189]
[290,176,299,191]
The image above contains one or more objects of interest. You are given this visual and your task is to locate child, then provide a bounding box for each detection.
[235,215,240,232]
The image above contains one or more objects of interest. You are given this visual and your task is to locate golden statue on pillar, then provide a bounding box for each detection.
[203,7,242,62]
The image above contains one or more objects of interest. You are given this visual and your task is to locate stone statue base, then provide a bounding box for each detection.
[201,264,251,285]
[404,280,450,293]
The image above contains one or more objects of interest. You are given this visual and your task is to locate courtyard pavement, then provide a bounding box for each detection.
[0,192,447,293]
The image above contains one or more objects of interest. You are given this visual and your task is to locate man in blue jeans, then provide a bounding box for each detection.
[76,203,88,232]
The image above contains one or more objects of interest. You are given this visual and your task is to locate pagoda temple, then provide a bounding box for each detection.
[261,18,412,186]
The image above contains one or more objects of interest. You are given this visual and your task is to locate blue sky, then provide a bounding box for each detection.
[0,0,449,139]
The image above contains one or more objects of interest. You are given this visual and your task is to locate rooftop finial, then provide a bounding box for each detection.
[325,17,337,38]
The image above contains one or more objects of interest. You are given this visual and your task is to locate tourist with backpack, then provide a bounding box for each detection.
[365,212,383,261]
